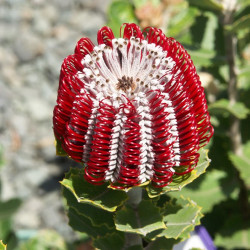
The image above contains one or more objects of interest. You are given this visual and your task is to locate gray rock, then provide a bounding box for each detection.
[14,197,43,228]
[10,114,30,137]
[33,17,51,37]
[41,5,58,24]
[69,10,106,38]
[13,31,45,62]
[23,167,50,187]
[0,0,112,240]
[26,97,51,122]
[0,23,17,43]
[81,0,111,12]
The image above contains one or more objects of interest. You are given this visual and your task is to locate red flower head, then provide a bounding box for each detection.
[53,23,213,189]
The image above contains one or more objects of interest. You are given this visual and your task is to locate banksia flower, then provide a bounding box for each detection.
[53,23,213,189]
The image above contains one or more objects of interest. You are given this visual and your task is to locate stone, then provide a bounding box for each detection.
[13,31,45,62]
[26,97,51,121]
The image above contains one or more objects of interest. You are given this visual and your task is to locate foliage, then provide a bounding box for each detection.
[0,149,21,250]
[0,241,6,250]
[58,0,250,249]
[146,149,210,198]
[61,168,205,249]
[19,230,68,250]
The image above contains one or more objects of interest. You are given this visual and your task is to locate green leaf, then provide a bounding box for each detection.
[0,199,22,220]
[145,237,180,250]
[146,148,211,198]
[55,139,67,156]
[0,219,11,242]
[126,245,144,250]
[187,48,225,67]
[114,200,166,235]
[60,168,127,212]
[107,0,137,37]
[214,215,250,249]
[190,14,209,46]
[68,207,113,238]
[229,141,250,187]
[210,116,220,127]
[239,66,250,90]
[227,14,250,33]
[147,197,203,240]
[93,233,125,250]
[0,241,6,250]
[169,170,238,213]
[234,1,250,21]
[132,0,161,9]
[208,99,249,119]
[20,229,67,250]
[189,49,215,67]
[168,7,199,37]
[62,187,115,229]
[187,0,223,13]
[200,12,218,51]
[1,232,17,250]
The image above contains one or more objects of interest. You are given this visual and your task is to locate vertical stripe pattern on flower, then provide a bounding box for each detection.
[53,23,214,189]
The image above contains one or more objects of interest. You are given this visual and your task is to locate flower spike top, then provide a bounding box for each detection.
[53,23,213,189]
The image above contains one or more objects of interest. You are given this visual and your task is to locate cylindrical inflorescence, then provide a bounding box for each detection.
[53,23,213,189]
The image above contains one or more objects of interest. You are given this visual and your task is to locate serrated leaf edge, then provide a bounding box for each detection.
[60,170,127,212]
[114,202,166,236]
[149,196,203,240]
[70,205,114,231]
[147,149,210,198]
[62,187,115,229]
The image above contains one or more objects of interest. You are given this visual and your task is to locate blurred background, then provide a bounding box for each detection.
[0,0,111,248]
[0,0,249,249]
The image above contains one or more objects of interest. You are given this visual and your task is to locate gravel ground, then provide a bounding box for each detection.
[0,0,111,240]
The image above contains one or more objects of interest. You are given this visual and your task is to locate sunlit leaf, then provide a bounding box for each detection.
[208,99,249,119]
[200,12,218,51]
[114,200,166,236]
[187,0,223,13]
[168,7,199,37]
[147,148,210,198]
[132,0,161,9]
[234,1,250,21]
[169,170,239,213]
[60,168,127,212]
[188,48,225,67]
[0,241,6,250]
[20,230,67,250]
[147,197,203,240]
[107,0,137,37]
[238,66,250,90]
[227,14,250,33]
[229,141,250,187]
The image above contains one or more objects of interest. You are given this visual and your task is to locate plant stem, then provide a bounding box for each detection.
[124,187,143,248]
[223,2,249,219]
[223,2,243,156]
